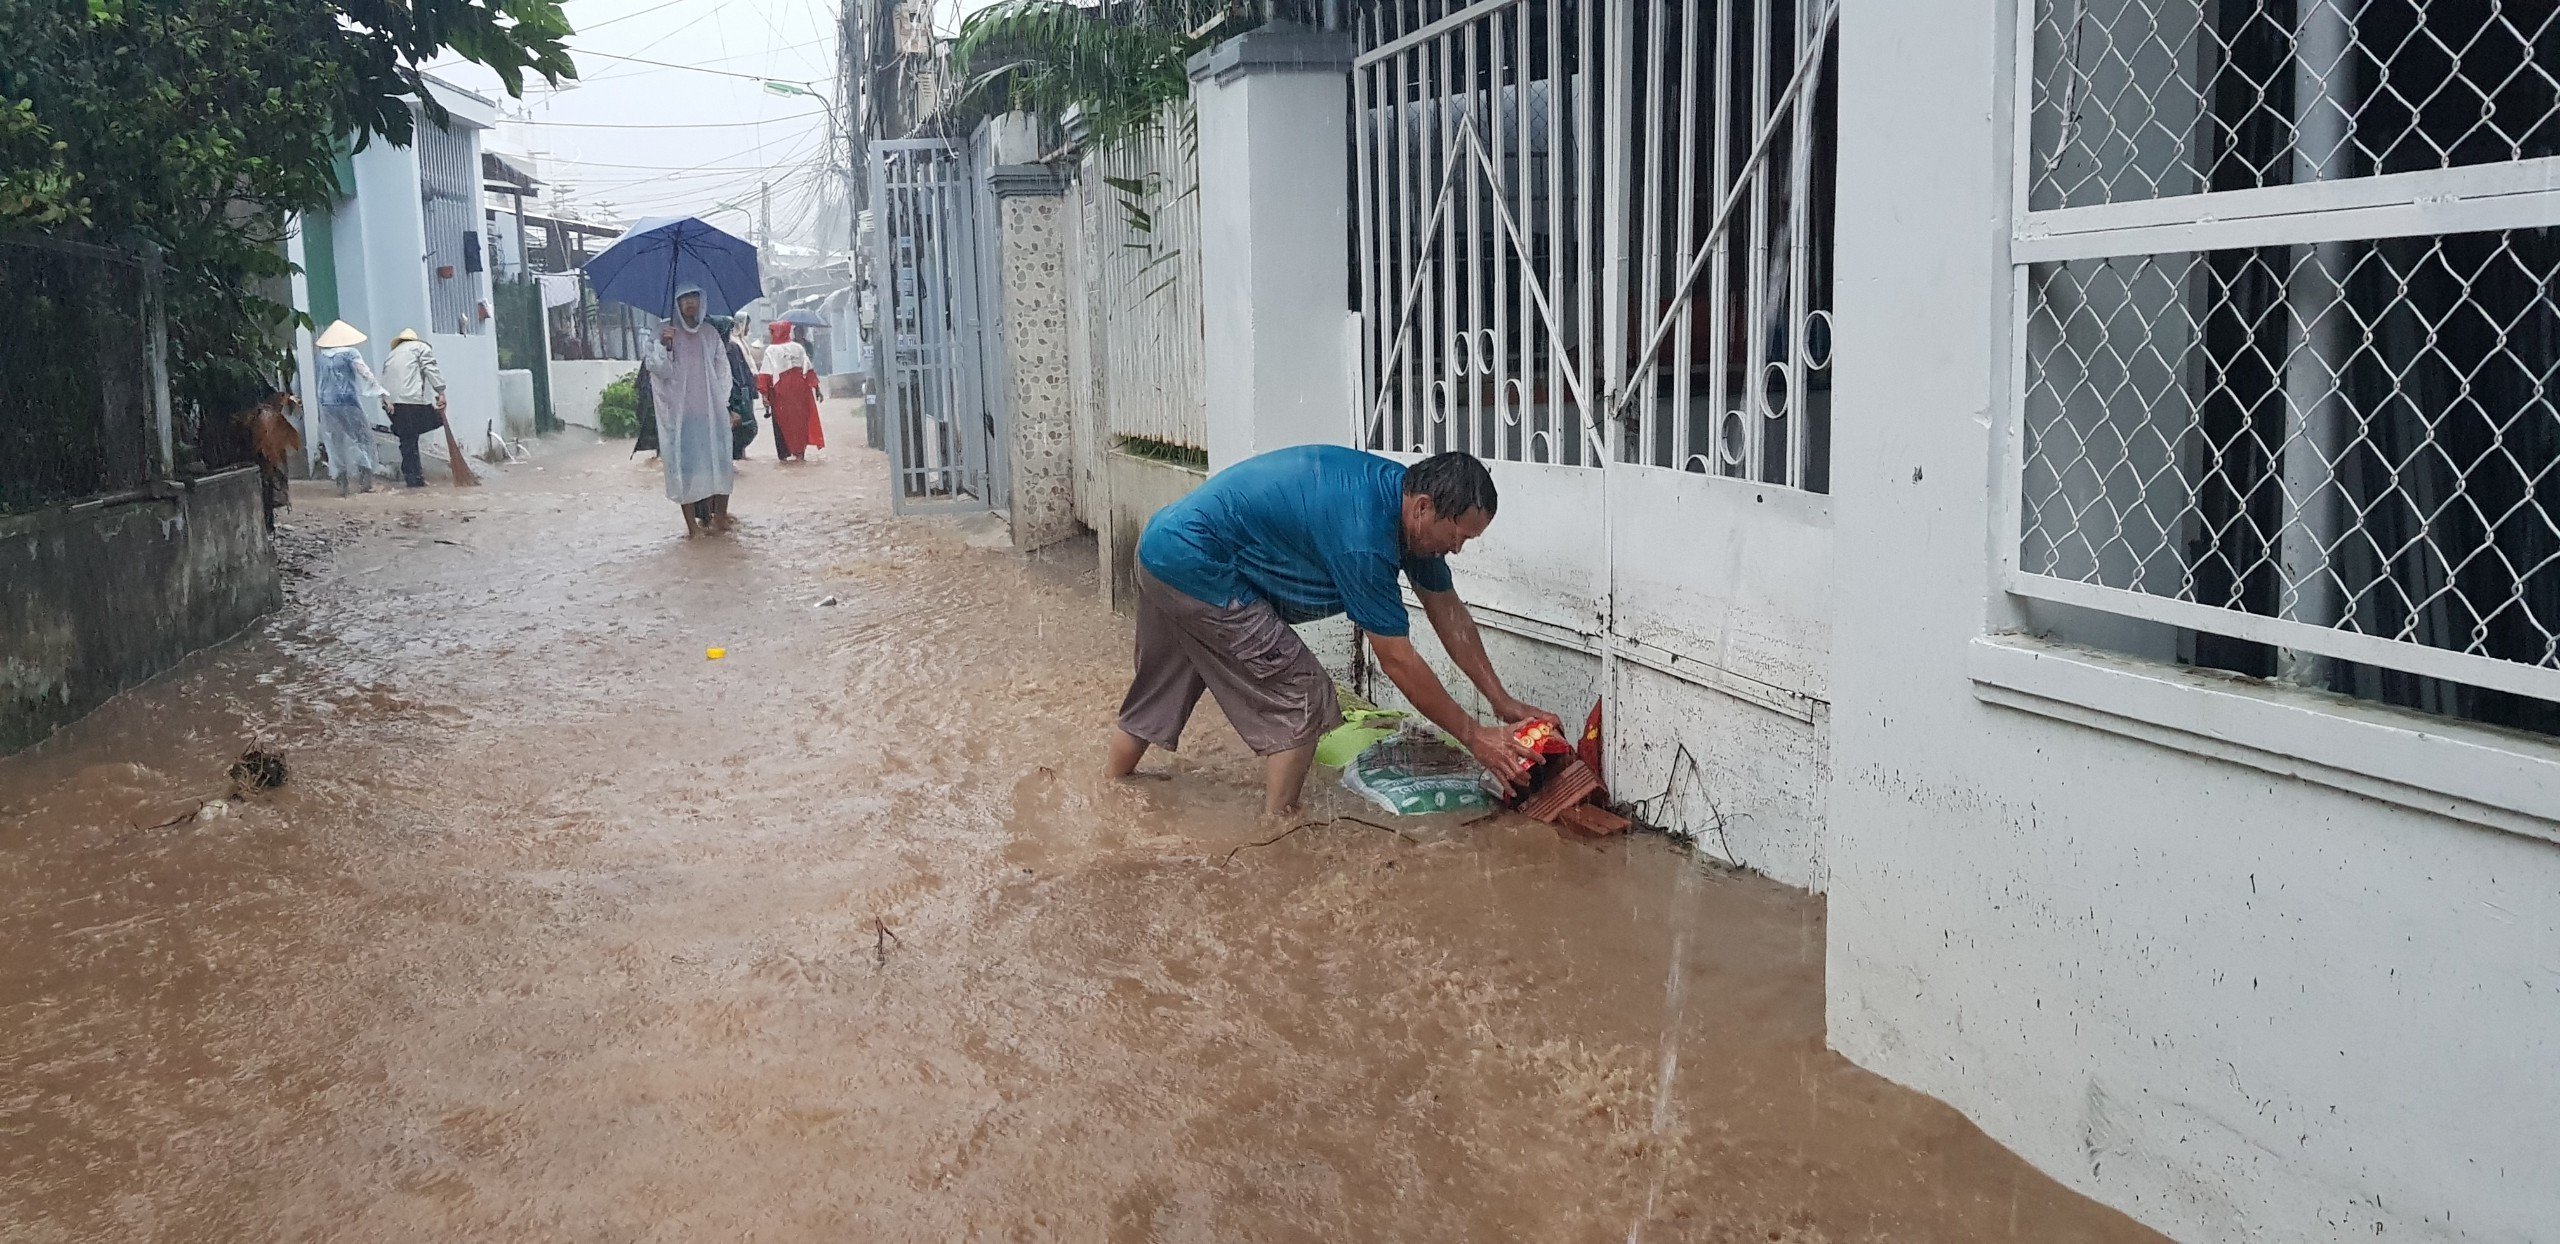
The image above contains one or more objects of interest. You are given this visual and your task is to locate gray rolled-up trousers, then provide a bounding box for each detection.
[1117,567,1343,757]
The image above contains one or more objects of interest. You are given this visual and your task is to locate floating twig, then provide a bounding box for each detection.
[874,917,902,970]
[1221,815,1419,865]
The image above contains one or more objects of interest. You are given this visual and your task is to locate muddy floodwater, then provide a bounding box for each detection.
[0,409,2165,1242]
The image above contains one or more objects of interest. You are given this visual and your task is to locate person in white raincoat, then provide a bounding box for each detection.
[641,284,737,536]
[311,320,385,495]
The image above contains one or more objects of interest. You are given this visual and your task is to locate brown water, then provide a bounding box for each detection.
[0,409,2165,1242]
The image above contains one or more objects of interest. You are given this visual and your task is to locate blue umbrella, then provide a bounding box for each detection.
[583,216,761,319]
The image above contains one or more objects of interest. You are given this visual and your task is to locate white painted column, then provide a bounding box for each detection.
[1188,23,1356,471]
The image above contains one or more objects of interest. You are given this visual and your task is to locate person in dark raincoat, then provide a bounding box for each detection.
[631,365,658,458]
[710,315,758,460]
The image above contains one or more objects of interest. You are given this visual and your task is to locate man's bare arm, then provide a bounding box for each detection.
[1415,588,1559,727]
[1368,631,1534,787]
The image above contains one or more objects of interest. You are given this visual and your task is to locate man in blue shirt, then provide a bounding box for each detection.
[1109,447,1557,816]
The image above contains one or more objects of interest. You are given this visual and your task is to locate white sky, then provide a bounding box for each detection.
[423,0,993,242]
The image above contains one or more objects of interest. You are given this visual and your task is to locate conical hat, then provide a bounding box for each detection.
[314,320,366,349]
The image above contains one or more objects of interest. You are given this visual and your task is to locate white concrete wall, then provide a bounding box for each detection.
[497,369,536,437]
[285,224,320,473]
[332,139,430,365]
[1193,33,1355,472]
[432,333,504,457]
[550,359,634,432]
[1099,450,1204,614]
[1825,3,2560,1241]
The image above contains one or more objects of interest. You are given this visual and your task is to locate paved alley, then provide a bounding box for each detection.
[0,409,2163,1242]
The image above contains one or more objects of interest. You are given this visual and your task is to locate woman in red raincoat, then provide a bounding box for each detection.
[756,322,826,461]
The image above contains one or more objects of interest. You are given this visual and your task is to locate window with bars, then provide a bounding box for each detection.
[2010,0,2560,733]
[1351,0,1838,489]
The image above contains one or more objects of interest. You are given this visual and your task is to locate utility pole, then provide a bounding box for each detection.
[759,180,772,256]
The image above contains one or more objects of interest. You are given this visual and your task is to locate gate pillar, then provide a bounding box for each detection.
[1189,23,1357,472]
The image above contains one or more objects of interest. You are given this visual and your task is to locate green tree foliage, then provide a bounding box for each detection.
[949,0,1228,149]
[0,0,574,416]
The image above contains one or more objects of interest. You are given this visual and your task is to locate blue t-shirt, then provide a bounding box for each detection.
[1139,445,1454,638]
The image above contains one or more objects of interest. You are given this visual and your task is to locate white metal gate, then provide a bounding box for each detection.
[1354,0,1839,485]
[871,138,997,514]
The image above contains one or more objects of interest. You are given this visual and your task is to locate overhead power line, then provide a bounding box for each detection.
[503,111,825,131]
[567,45,823,85]
[569,0,693,33]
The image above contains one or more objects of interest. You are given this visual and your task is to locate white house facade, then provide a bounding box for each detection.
[289,76,506,464]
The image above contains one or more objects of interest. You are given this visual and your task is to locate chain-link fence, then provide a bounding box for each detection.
[0,236,167,514]
[2013,0,2560,730]
[2022,227,2560,688]
[2029,0,2560,211]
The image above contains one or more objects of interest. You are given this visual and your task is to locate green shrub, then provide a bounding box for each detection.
[596,370,639,438]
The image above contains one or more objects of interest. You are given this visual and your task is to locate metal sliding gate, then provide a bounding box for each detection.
[870,139,996,514]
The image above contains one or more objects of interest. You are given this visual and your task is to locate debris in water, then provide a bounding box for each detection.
[706,647,727,661]
[816,595,839,608]
[1222,815,1419,865]
[228,748,288,796]
[874,917,902,970]
[137,748,289,830]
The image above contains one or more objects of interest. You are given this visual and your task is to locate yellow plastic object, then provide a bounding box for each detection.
[705,647,727,660]
[1316,707,1406,768]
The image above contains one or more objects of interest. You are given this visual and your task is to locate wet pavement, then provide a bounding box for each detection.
[0,406,2166,1242]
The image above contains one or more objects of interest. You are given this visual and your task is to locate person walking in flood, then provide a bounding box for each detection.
[311,320,385,495]
[380,329,447,488]
[1106,447,1556,817]
[710,316,758,461]
[757,322,824,462]
[641,284,735,536]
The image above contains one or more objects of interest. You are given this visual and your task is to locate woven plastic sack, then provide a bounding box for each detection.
[1340,733,1496,817]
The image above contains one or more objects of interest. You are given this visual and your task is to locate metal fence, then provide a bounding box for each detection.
[1082,111,1208,452]
[1353,0,1839,488]
[551,272,652,361]
[0,236,169,514]
[2007,0,2560,720]
[2028,0,2560,210]
[872,138,999,513]
[418,116,487,336]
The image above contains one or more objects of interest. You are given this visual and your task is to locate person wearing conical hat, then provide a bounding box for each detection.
[311,320,385,495]
[381,328,448,488]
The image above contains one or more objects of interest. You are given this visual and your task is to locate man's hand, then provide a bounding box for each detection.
[659,325,676,347]
[1369,633,1534,791]
[1464,723,1536,792]
[1491,696,1562,729]
[434,392,447,413]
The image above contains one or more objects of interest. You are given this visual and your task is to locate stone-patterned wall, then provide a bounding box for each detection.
[997,193,1077,551]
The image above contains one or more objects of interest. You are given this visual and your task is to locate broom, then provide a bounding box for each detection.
[440,407,480,487]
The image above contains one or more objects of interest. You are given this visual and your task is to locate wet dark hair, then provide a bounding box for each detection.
[1403,451,1498,520]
